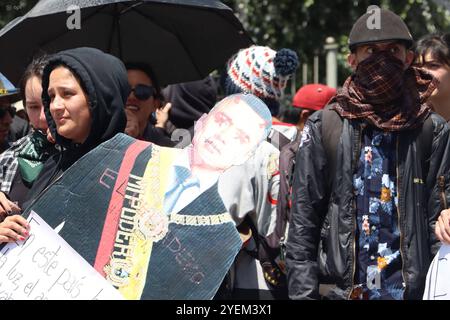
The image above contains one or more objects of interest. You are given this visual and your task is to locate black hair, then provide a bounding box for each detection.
[20,54,49,105]
[125,62,163,101]
[280,106,302,125]
[414,33,450,67]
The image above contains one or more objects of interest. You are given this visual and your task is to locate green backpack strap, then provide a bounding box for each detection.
[321,105,343,189]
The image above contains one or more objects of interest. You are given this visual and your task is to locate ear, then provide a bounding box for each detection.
[297,109,312,130]
[347,53,358,71]
[404,50,415,69]
[300,109,311,122]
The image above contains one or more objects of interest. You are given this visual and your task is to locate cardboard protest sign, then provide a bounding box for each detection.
[0,211,123,300]
[22,134,241,299]
[20,94,272,300]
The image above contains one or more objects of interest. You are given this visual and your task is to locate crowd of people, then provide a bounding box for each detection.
[0,7,449,300]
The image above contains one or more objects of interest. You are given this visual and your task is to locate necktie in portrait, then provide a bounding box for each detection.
[163,166,200,214]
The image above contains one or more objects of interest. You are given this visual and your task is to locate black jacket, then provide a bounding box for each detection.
[286,108,450,300]
[8,116,30,143]
[23,47,128,207]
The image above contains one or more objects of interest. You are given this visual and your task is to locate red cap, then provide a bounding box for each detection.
[292,84,336,111]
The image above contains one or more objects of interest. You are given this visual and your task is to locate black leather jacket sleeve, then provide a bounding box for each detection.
[426,115,450,256]
[286,114,328,300]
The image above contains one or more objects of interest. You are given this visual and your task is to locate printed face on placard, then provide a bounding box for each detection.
[192,94,269,170]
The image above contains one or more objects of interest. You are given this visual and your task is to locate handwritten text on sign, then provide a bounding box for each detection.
[0,211,123,300]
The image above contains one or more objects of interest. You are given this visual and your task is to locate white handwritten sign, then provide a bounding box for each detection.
[0,211,123,300]
[423,244,450,300]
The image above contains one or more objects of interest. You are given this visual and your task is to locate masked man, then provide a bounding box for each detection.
[286,8,450,300]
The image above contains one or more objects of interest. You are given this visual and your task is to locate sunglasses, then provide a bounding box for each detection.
[130,84,155,101]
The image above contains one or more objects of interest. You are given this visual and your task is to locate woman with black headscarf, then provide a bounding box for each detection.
[0,47,129,243]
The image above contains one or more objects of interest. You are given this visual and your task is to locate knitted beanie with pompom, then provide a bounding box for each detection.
[225,46,299,101]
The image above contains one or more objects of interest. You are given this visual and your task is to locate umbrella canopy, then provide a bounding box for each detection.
[0,0,253,86]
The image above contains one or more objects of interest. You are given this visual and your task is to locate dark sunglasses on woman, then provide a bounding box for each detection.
[130,84,155,101]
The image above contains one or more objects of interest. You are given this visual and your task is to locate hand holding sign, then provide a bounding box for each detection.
[0,211,123,300]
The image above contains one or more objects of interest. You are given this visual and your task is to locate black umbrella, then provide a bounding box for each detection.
[0,0,253,86]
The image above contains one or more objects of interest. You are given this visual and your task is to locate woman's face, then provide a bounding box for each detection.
[25,76,48,131]
[47,67,91,143]
[126,69,159,137]
[422,52,450,120]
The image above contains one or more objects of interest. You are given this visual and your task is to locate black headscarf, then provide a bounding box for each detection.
[41,47,129,153]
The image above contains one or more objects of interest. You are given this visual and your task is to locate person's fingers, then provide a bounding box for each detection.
[0,226,24,241]
[0,193,21,215]
[124,109,140,136]
[46,128,55,144]
[0,192,11,214]
[161,102,172,113]
[436,218,446,242]
[9,201,21,213]
[0,234,16,243]
[0,208,6,221]
[2,221,25,236]
[436,221,444,242]
[7,215,29,230]
[439,210,450,238]
[437,216,450,244]
[155,103,171,129]
[2,217,29,237]
[438,210,450,243]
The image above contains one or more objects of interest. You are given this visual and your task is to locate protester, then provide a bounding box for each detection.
[11,92,270,299]
[282,84,336,130]
[124,62,173,146]
[0,55,57,211]
[276,84,336,263]
[0,73,29,146]
[286,9,450,300]
[223,45,299,144]
[416,36,450,244]
[415,33,450,121]
[21,47,128,210]
[0,47,128,244]
[216,45,298,299]
[0,55,58,242]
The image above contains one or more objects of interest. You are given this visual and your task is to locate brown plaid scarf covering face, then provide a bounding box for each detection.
[332,51,438,131]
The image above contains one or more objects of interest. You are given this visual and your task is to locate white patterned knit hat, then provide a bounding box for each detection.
[226,45,299,101]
